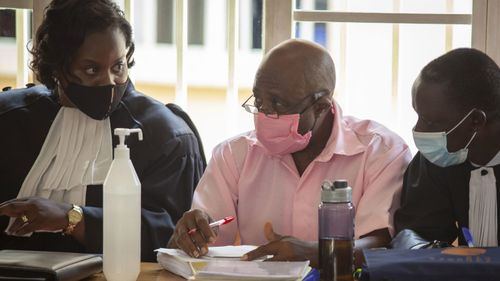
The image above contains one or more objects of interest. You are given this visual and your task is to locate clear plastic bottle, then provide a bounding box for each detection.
[318,180,355,281]
[103,128,142,281]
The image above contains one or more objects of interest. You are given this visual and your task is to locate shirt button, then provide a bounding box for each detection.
[481,169,488,176]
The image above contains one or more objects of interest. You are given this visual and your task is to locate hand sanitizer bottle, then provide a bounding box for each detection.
[103,128,142,281]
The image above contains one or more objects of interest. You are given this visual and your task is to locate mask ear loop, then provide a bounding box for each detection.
[446,108,477,135]
[446,108,479,150]
[55,79,73,107]
[464,131,477,149]
[55,71,78,105]
[307,93,333,133]
[308,114,319,133]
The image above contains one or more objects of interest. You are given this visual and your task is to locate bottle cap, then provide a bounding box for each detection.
[321,179,352,203]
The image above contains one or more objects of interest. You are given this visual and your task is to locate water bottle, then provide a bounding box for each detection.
[103,128,142,281]
[318,180,355,281]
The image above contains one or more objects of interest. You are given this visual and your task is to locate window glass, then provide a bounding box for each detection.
[0,9,15,38]
[297,0,471,14]
[295,1,472,153]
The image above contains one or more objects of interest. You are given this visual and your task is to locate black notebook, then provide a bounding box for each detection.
[0,250,102,281]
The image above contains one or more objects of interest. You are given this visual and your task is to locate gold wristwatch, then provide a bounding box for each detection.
[64,204,83,235]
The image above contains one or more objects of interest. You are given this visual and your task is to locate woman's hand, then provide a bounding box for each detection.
[242,222,319,267]
[0,197,71,236]
[167,209,217,258]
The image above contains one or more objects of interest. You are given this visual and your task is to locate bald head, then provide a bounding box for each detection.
[255,39,336,99]
[250,39,336,148]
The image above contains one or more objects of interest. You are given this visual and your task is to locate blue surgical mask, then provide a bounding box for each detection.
[413,108,477,167]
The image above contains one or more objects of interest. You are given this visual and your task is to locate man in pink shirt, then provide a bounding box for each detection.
[168,39,411,267]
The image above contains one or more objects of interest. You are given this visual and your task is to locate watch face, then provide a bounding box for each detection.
[68,208,83,224]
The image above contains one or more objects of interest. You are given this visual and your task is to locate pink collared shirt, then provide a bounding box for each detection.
[192,103,412,246]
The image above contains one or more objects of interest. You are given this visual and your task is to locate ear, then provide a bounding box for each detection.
[312,99,332,118]
[471,109,487,131]
[54,70,67,88]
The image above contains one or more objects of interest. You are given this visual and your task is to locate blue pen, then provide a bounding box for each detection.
[461,227,475,247]
[302,268,320,281]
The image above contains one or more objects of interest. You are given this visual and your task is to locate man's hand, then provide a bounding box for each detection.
[0,197,71,236]
[354,228,391,267]
[167,209,218,258]
[241,222,319,267]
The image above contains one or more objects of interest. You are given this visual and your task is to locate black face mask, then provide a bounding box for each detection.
[63,80,129,120]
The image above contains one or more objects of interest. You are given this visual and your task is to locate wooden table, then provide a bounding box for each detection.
[85,263,185,281]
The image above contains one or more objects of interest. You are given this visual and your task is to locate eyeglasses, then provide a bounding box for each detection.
[241,90,329,118]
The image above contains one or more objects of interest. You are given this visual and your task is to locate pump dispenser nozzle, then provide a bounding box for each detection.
[113,128,143,159]
[114,128,143,148]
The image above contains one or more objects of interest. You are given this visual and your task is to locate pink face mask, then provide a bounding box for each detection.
[254,112,312,156]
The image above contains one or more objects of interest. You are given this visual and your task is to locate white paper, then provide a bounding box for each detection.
[205,245,257,258]
[156,245,257,260]
[155,246,309,281]
[192,260,309,280]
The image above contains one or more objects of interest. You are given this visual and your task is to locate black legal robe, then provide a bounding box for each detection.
[394,152,500,245]
[0,83,205,261]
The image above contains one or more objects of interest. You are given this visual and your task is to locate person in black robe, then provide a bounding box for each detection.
[0,0,205,262]
[394,48,500,247]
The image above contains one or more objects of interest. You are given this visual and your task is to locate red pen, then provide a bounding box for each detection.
[188,216,235,235]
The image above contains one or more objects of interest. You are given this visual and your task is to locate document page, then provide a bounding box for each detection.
[156,246,310,280]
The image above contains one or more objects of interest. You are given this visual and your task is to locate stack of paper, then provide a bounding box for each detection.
[156,246,310,281]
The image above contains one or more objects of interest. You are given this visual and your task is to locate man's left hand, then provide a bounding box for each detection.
[241,222,319,267]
